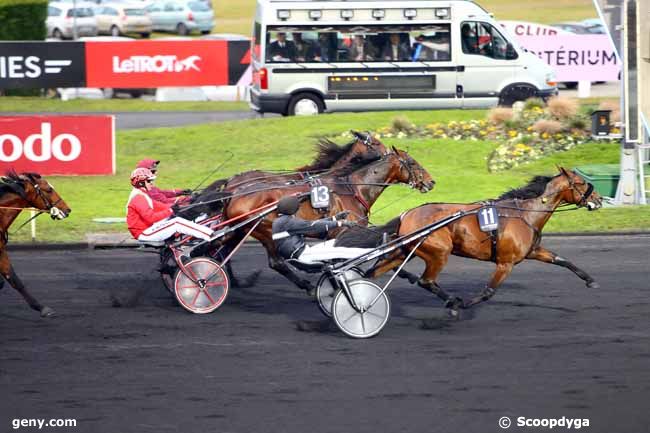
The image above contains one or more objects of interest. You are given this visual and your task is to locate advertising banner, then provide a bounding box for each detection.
[0,116,115,175]
[85,40,231,88]
[0,42,86,89]
[516,35,619,82]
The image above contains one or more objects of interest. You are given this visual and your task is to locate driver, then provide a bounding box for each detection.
[127,168,213,243]
[135,159,192,205]
[271,196,373,264]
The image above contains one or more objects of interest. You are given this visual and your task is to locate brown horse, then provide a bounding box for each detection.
[224,147,435,292]
[364,167,602,317]
[199,131,387,199]
[177,132,388,286]
[0,172,71,317]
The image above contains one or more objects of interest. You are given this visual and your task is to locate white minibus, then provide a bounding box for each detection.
[250,0,558,115]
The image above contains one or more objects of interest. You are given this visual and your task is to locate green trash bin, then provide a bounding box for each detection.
[574,164,620,198]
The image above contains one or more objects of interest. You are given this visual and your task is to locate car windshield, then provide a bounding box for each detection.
[124,8,145,16]
[188,2,210,12]
[67,7,94,17]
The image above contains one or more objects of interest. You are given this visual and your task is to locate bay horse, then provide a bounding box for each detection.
[361,167,602,317]
[175,132,388,286]
[223,147,434,293]
[0,172,71,317]
[192,131,388,202]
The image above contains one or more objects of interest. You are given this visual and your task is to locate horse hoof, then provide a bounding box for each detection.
[305,287,317,298]
[587,281,600,289]
[40,306,56,318]
[446,308,461,321]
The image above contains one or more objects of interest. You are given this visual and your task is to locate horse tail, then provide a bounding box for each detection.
[334,216,401,248]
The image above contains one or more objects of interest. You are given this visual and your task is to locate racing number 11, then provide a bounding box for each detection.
[481,207,495,225]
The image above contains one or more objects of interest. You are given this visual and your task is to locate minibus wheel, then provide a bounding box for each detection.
[288,93,324,116]
[498,84,536,107]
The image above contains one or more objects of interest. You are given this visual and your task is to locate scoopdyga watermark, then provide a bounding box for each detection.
[499,416,590,430]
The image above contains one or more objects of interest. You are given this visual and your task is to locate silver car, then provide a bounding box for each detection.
[145,0,214,35]
[47,3,99,39]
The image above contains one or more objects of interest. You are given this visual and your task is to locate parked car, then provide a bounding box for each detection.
[145,0,214,35]
[47,3,99,39]
[551,21,606,35]
[93,3,152,37]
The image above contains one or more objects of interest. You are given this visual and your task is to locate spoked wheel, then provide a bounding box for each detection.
[173,257,229,314]
[331,279,390,339]
[316,267,363,318]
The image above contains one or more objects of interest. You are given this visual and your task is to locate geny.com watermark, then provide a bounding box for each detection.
[499,416,590,430]
[12,418,77,430]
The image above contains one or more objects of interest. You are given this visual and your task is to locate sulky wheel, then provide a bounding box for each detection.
[316,267,363,318]
[332,279,390,339]
[173,257,229,314]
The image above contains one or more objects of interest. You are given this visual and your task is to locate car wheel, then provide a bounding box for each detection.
[563,82,578,90]
[140,32,150,38]
[53,28,63,39]
[102,88,115,99]
[498,84,537,107]
[110,25,120,37]
[287,93,324,116]
[177,23,188,36]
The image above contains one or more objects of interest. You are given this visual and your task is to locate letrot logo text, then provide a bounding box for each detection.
[112,55,202,73]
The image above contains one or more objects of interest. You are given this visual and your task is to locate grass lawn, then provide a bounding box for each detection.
[8,110,649,243]
[213,0,598,35]
[0,97,248,113]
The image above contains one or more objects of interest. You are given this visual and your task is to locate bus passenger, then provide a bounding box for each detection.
[268,32,296,62]
[348,34,376,61]
[292,32,314,62]
[381,34,410,61]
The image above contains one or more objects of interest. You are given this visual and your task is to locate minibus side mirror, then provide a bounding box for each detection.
[506,43,518,60]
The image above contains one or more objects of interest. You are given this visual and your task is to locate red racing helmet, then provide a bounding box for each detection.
[130,167,156,187]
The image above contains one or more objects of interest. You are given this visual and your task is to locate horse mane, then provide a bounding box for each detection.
[334,216,402,248]
[296,138,356,172]
[498,175,555,200]
[0,170,29,197]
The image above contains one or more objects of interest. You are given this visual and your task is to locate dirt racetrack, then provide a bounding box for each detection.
[1,235,649,433]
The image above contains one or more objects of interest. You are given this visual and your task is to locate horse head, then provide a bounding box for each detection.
[556,166,602,210]
[389,146,435,193]
[2,172,71,219]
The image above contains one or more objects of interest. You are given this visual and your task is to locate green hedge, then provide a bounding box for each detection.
[0,0,48,41]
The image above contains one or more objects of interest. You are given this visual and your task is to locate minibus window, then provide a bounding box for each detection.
[265,24,451,63]
[461,21,516,60]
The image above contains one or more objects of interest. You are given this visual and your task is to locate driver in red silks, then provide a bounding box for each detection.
[135,159,192,205]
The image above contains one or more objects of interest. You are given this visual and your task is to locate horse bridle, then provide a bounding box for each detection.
[23,176,66,218]
[395,153,424,189]
[562,171,595,209]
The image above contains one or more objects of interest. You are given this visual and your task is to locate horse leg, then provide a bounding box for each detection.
[464,262,514,308]
[526,246,599,289]
[365,250,421,283]
[255,236,314,294]
[0,251,54,317]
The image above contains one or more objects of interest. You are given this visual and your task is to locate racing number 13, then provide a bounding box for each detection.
[312,186,329,203]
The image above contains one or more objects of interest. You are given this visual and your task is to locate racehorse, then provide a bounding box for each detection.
[175,132,388,286]
[200,131,387,197]
[357,167,602,317]
[222,147,434,293]
[0,172,71,317]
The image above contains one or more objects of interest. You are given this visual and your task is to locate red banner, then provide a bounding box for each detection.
[85,40,229,88]
[0,116,115,175]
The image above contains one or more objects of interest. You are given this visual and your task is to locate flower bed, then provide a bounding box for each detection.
[338,98,620,172]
